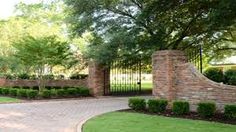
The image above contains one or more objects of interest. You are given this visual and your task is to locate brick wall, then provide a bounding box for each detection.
[153,50,236,111]
[0,78,88,88]
[88,62,110,96]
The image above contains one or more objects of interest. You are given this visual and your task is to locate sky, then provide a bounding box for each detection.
[0,0,50,19]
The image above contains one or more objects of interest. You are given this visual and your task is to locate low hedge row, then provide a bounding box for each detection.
[0,87,90,99]
[128,98,236,120]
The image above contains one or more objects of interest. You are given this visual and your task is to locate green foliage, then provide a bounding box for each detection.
[27,90,38,99]
[128,98,146,111]
[17,73,30,79]
[17,89,27,98]
[42,74,55,80]
[69,74,88,80]
[77,87,90,96]
[0,87,2,94]
[2,88,10,95]
[147,99,168,113]
[65,0,236,64]
[9,89,18,96]
[172,101,190,115]
[224,105,236,120]
[50,89,58,97]
[224,69,236,85]
[204,68,224,83]
[41,90,51,98]
[57,89,67,97]
[67,88,77,96]
[197,102,216,118]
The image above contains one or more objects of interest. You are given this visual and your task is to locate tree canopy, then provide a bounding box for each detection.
[65,0,236,64]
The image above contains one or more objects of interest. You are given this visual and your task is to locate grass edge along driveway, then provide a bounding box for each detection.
[83,112,236,132]
[0,97,21,103]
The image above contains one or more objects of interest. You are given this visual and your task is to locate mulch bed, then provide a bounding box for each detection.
[120,109,236,125]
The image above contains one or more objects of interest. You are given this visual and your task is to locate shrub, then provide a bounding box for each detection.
[197,102,216,118]
[42,74,54,80]
[12,86,21,88]
[9,89,17,96]
[17,73,30,80]
[2,88,10,95]
[224,69,236,85]
[69,73,88,80]
[224,105,236,120]
[147,99,168,113]
[4,74,15,80]
[45,86,52,90]
[204,68,224,83]
[41,90,51,98]
[27,90,38,99]
[172,101,190,115]
[17,89,27,98]
[78,87,90,96]
[50,89,57,97]
[32,86,39,90]
[67,88,77,96]
[57,89,67,97]
[0,87,2,94]
[128,98,146,111]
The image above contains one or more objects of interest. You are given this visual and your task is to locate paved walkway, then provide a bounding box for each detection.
[0,97,136,132]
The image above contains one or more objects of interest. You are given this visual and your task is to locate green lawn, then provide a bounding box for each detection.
[83,112,236,132]
[111,82,152,91]
[0,97,21,103]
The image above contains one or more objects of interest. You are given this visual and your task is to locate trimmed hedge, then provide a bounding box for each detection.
[9,89,17,96]
[78,87,90,96]
[57,89,67,97]
[27,90,38,99]
[173,101,190,115]
[204,68,224,83]
[67,88,77,96]
[2,88,10,95]
[50,89,57,97]
[17,89,27,98]
[41,90,51,98]
[224,105,236,120]
[197,102,216,118]
[224,69,236,85]
[128,98,146,111]
[147,99,168,113]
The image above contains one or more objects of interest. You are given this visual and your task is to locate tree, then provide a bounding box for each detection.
[65,0,236,65]
[13,35,75,90]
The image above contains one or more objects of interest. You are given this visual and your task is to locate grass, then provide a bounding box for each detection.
[111,82,152,91]
[0,97,21,103]
[83,112,236,132]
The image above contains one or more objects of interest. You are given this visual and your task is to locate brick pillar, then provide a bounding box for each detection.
[152,50,187,101]
[88,62,110,96]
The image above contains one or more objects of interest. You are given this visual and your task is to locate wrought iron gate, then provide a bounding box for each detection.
[104,59,150,96]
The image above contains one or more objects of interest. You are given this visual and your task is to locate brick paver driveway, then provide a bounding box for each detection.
[0,97,132,132]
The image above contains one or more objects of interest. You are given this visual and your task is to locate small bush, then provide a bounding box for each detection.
[67,88,77,96]
[224,69,236,85]
[204,68,224,83]
[50,89,57,97]
[41,90,51,98]
[128,98,146,111]
[27,90,38,99]
[32,86,39,90]
[224,105,236,120]
[9,89,17,96]
[147,99,168,113]
[2,88,10,95]
[17,73,30,80]
[172,101,190,115]
[0,88,2,94]
[57,89,67,97]
[42,74,54,80]
[69,73,88,80]
[17,89,27,98]
[4,74,15,80]
[197,102,216,118]
[78,87,90,96]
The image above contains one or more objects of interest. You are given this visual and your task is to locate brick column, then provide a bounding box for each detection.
[152,50,187,101]
[88,62,110,96]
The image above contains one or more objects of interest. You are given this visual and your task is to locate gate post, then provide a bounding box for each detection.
[152,50,187,101]
[88,62,110,96]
